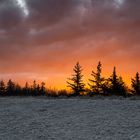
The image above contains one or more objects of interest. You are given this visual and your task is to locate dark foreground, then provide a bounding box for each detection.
[0,97,140,140]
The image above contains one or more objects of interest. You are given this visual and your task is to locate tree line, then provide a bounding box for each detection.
[67,62,140,97]
[0,61,140,97]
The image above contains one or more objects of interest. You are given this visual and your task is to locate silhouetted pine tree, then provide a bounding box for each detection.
[0,80,6,95]
[23,82,31,96]
[15,84,21,96]
[31,80,38,96]
[88,61,105,95]
[37,84,41,96]
[131,72,140,95]
[6,79,15,96]
[67,62,85,96]
[109,67,126,96]
[40,82,46,96]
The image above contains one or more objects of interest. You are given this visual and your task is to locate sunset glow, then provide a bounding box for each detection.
[0,0,140,89]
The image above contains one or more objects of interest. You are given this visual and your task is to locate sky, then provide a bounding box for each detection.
[0,0,140,89]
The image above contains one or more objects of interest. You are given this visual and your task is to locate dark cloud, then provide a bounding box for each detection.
[0,0,23,30]
[26,0,77,28]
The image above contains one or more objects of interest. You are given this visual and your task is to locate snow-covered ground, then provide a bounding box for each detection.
[0,97,140,140]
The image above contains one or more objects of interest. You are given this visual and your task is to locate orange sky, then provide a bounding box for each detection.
[0,0,140,89]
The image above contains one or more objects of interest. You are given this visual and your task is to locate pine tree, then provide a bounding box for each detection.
[88,61,105,94]
[6,79,15,95]
[131,72,140,95]
[15,84,21,96]
[0,80,6,95]
[40,82,46,96]
[23,82,30,96]
[36,84,40,96]
[109,67,126,96]
[32,80,37,96]
[67,62,85,96]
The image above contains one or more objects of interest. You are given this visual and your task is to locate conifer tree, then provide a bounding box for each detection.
[15,84,21,96]
[0,80,6,95]
[40,82,46,95]
[109,67,126,96]
[67,62,85,96]
[131,72,140,95]
[6,79,15,95]
[36,84,40,96]
[32,80,38,96]
[88,61,105,94]
[23,82,30,96]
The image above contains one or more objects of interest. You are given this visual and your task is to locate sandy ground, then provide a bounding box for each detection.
[0,97,140,140]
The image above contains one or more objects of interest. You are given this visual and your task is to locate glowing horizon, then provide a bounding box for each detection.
[0,61,136,89]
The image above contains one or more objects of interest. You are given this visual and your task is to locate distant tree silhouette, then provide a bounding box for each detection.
[108,67,126,96]
[40,82,46,96]
[67,62,85,96]
[31,80,38,96]
[37,84,41,95]
[88,61,105,95]
[0,79,47,96]
[6,79,15,96]
[23,82,31,96]
[46,88,58,97]
[29,81,46,96]
[58,89,68,96]
[131,72,140,95]
[0,80,6,95]
[15,84,21,96]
